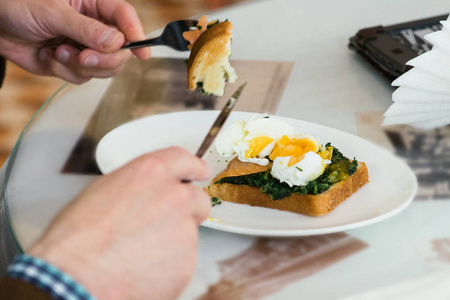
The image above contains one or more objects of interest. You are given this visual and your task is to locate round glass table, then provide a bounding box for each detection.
[2,0,450,298]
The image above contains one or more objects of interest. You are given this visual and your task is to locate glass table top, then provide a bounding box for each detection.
[2,0,450,298]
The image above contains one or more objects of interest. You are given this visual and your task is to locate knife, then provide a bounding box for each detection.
[195,82,247,158]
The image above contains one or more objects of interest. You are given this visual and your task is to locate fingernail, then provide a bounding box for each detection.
[83,54,99,67]
[100,29,121,47]
[57,49,70,64]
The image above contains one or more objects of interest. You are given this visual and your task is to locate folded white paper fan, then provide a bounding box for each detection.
[383,14,450,129]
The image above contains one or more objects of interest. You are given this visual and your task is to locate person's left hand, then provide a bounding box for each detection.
[0,0,151,84]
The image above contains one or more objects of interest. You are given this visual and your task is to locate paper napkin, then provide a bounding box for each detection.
[383,14,450,129]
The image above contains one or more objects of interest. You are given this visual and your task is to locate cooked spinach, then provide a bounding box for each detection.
[216,144,358,200]
[196,82,209,95]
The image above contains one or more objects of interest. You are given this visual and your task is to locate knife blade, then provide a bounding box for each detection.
[195,82,247,158]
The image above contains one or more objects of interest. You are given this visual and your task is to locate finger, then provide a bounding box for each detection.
[184,184,211,224]
[50,6,125,53]
[150,147,213,182]
[77,48,133,69]
[130,45,151,60]
[0,39,52,77]
[52,45,129,79]
[95,0,151,59]
[39,48,91,84]
[133,147,213,182]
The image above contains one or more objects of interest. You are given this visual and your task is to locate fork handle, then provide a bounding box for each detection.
[120,37,163,50]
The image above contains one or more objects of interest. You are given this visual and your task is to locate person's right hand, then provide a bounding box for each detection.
[0,0,151,84]
[27,147,213,300]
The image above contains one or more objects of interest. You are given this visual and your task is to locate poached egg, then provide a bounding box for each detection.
[268,135,332,186]
[215,115,332,186]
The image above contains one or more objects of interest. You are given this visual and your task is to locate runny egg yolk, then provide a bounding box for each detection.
[269,135,320,166]
[318,147,333,161]
[244,136,274,158]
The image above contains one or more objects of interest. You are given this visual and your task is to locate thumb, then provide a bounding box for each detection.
[54,8,125,53]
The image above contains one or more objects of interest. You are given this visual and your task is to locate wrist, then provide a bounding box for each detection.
[28,236,128,300]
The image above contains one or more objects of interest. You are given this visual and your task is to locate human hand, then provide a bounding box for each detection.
[27,147,213,300]
[0,0,151,84]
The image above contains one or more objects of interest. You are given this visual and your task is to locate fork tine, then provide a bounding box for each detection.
[185,20,198,27]
[160,20,197,50]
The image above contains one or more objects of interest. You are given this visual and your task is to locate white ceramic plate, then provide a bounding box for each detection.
[96,111,417,237]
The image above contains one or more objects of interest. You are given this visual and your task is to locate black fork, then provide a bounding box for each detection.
[120,20,198,51]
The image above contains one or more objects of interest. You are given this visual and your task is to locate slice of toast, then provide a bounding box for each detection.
[186,21,237,96]
[205,157,369,216]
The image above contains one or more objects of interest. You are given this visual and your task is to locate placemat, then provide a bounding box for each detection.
[62,57,294,174]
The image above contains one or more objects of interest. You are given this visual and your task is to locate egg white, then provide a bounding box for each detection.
[215,120,246,157]
[215,115,295,166]
[271,152,331,187]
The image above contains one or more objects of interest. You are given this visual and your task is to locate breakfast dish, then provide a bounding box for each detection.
[183,15,237,96]
[204,114,369,216]
[207,158,369,216]
[96,111,417,236]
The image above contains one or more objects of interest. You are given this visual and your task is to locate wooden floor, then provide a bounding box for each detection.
[0,0,247,167]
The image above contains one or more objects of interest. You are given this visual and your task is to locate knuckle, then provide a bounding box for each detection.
[78,18,93,39]
[198,194,212,219]
[106,65,125,77]
[71,76,91,85]
[166,146,187,156]
[117,2,137,19]
[173,186,193,205]
[199,190,212,208]
[74,65,94,80]
[53,65,90,84]
[169,186,201,212]
[133,154,166,177]
[123,2,136,14]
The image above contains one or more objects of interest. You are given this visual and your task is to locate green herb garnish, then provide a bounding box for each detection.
[207,20,220,28]
[211,197,222,206]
